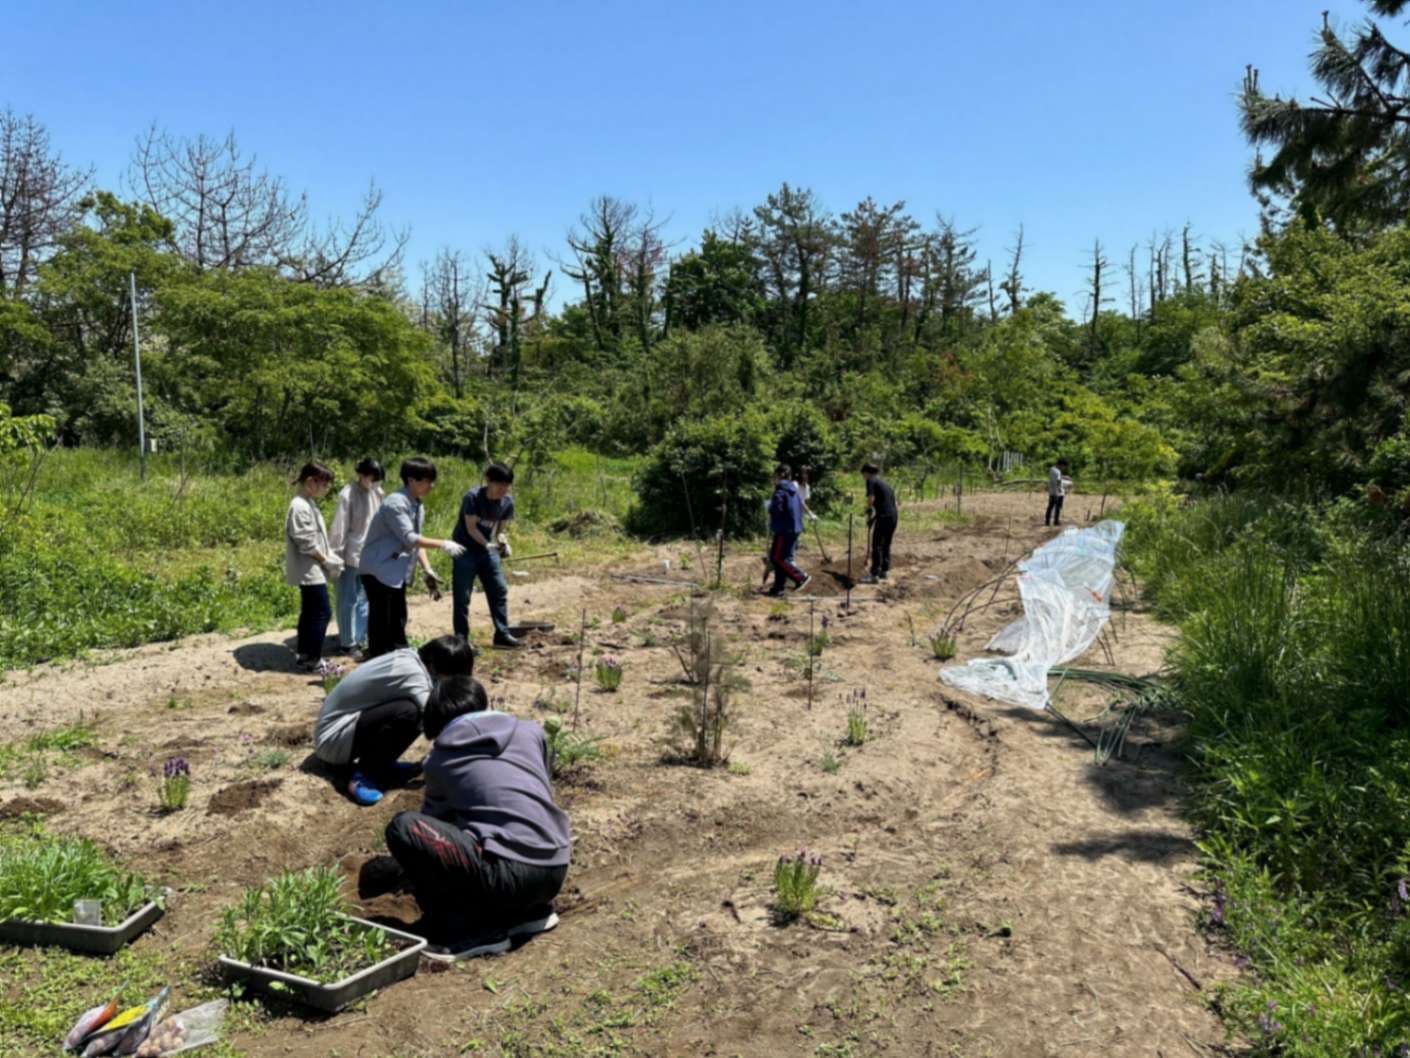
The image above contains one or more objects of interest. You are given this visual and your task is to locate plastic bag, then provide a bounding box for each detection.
[134,1000,226,1057]
[940,520,1125,709]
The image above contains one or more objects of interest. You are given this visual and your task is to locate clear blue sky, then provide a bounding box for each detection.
[2,0,1375,313]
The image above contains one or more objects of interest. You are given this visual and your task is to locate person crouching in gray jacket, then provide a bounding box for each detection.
[386,676,571,960]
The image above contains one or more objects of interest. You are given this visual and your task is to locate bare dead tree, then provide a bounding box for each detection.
[984,261,999,321]
[421,248,483,398]
[1085,239,1112,355]
[0,110,91,297]
[128,126,402,285]
[1180,222,1200,294]
[561,195,636,354]
[625,207,670,353]
[485,236,549,392]
[1000,224,1025,314]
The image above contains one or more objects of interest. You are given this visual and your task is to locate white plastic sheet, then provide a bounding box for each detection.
[940,520,1125,709]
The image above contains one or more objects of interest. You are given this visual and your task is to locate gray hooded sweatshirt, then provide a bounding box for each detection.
[421,711,572,868]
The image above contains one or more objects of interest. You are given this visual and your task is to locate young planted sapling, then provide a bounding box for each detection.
[844,689,868,747]
[594,657,624,692]
[929,633,957,661]
[316,659,347,693]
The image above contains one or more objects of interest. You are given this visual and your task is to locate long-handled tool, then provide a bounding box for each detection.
[811,518,832,564]
[504,551,560,565]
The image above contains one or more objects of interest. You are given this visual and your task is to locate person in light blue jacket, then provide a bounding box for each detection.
[360,458,466,658]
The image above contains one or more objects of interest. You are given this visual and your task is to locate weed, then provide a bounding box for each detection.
[533,688,570,714]
[820,745,841,774]
[167,695,191,710]
[727,761,752,777]
[0,829,155,925]
[254,748,290,770]
[215,866,392,984]
[610,605,628,624]
[807,632,830,657]
[774,850,824,920]
[767,602,790,623]
[158,757,191,811]
[844,689,868,747]
[594,657,624,692]
[640,630,659,648]
[20,757,47,789]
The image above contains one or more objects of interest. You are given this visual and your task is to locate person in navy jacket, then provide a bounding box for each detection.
[766,464,811,596]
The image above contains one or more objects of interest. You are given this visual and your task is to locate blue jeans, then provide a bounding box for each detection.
[336,566,368,649]
[452,548,511,640]
[297,583,332,660]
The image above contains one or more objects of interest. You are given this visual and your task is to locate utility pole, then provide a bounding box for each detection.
[130,271,147,481]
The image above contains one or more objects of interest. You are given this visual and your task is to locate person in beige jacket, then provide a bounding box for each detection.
[285,462,343,670]
[329,457,385,659]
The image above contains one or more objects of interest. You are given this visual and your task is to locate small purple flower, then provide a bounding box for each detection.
[163,757,190,780]
[821,615,831,630]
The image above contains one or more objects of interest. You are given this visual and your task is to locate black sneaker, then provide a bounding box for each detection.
[492,632,523,650]
[423,929,512,962]
[505,906,559,940]
[792,573,813,592]
[860,574,879,585]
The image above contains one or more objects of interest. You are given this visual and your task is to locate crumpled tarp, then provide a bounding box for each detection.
[939,520,1125,709]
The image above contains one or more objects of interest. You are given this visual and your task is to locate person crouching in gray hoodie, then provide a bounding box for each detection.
[385,676,571,960]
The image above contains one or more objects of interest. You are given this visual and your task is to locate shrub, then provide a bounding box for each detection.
[628,414,772,538]
[215,866,392,983]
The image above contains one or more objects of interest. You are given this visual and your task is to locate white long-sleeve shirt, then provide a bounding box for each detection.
[328,482,384,570]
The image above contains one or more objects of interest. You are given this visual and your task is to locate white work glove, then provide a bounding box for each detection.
[322,555,345,579]
[440,540,466,559]
[807,512,819,523]
[497,534,513,558]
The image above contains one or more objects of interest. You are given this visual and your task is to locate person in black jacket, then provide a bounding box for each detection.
[860,463,898,584]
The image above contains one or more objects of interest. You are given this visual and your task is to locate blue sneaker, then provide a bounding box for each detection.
[387,759,423,783]
[347,773,383,806]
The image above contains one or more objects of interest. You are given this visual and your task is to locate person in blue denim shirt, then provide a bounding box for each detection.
[361,458,466,658]
[451,463,521,649]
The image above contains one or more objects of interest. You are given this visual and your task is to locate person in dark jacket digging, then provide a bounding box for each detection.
[385,676,572,960]
[766,464,811,596]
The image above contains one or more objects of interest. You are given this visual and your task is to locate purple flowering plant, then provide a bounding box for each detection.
[773,848,824,920]
[594,656,624,692]
[158,756,191,812]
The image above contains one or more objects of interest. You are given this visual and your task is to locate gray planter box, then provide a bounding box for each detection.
[0,892,167,955]
[217,916,427,1013]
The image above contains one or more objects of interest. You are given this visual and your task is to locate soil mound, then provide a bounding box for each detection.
[207,778,281,816]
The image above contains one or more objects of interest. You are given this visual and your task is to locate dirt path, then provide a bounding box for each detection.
[0,493,1228,1058]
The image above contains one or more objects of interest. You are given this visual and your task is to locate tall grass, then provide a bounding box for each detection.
[1127,495,1410,1055]
[0,447,639,669]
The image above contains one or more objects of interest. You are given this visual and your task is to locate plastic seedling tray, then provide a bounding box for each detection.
[217,916,427,1013]
[0,890,169,955]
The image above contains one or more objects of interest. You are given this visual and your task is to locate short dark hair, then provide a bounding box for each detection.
[417,634,476,679]
[1056,458,1070,469]
[484,462,514,485]
[355,457,385,481]
[775,464,791,479]
[293,462,334,485]
[400,457,438,485]
[423,675,489,740]
[861,463,880,476]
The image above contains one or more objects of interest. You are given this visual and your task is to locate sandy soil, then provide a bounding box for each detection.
[0,492,1230,1058]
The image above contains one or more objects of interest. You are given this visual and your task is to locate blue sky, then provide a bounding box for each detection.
[3,0,1377,313]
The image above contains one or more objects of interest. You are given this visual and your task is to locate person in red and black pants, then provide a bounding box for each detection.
[766,464,811,596]
[861,463,898,584]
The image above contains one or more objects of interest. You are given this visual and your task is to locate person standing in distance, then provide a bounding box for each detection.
[451,463,521,650]
[360,458,466,658]
[1045,458,1072,527]
[860,463,898,585]
[285,462,342,671]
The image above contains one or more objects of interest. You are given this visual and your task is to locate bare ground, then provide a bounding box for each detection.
[0,492,1230,1058]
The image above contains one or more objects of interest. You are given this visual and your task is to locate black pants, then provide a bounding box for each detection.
[349,699,421,779]
[869,516,897,577]
[297,584,331,660]
[362,574,408,659]
[386,811,567,928]
[1045,495,1065,526]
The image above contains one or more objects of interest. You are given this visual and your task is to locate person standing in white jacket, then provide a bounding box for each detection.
[329,457,385,660]
[285,462,343,671]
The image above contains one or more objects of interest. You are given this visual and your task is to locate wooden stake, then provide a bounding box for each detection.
[807,599,816,711]
[573,607,586,730]
[846,513,854,611]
